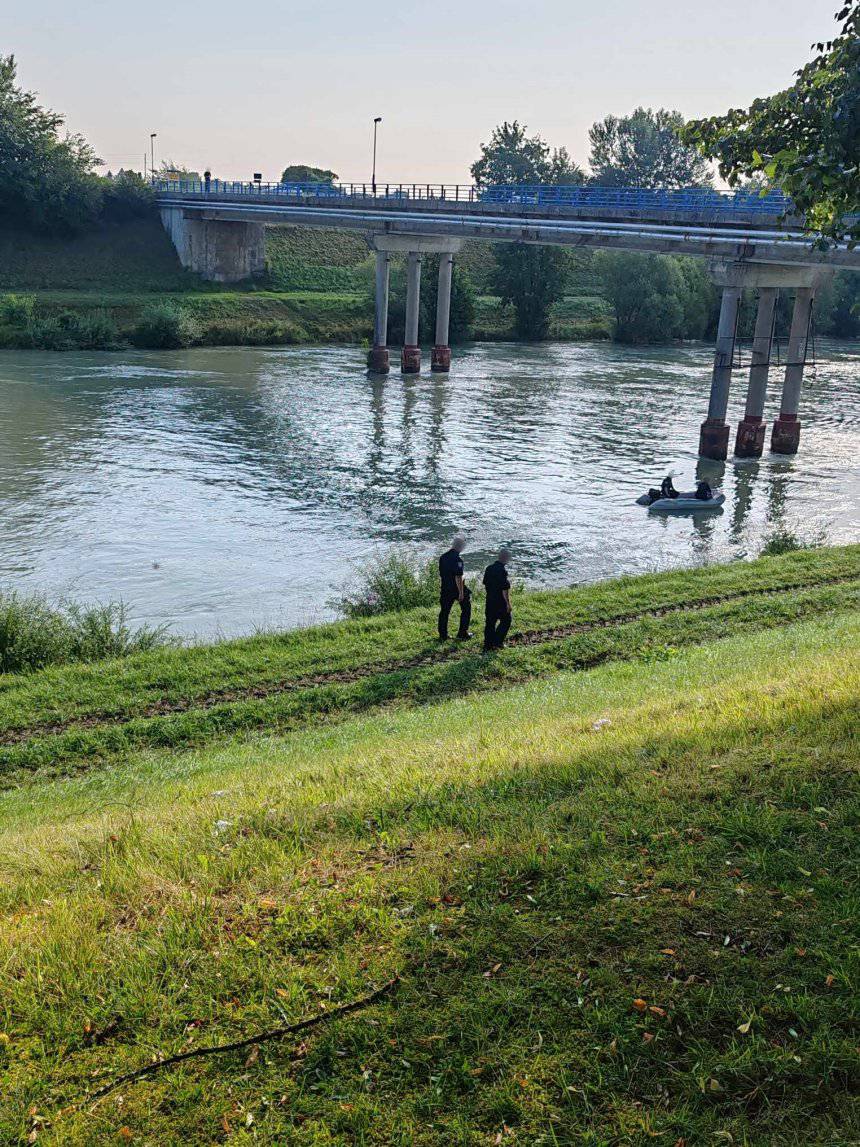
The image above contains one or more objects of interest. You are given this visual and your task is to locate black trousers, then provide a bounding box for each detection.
[484,602,511,650]
[438,586,472,640]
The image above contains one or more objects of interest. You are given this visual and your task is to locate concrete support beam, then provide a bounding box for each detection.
[160,207,265,282]
[402,252,422,374]
[431,253,454,373]
[367,250,391,374]
[734,287,778,458]
[771,287,815,455]
[699,286,742,460]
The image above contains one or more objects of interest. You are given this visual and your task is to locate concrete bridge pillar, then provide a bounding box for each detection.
[160,207,266,282]
[734,287,778,458]
[771,287,815,455]
[698,285,742,460]
[367,250,391,373]
[431,253,455,372]
[402,252,423,374]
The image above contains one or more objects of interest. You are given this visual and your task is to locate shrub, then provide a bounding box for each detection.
[760,529,823,557]
[0,590,172,675]
[0,293,37,326]
[333,549,440,618]
[131,303,199,349]
[66,308,120,349]
[24,315,70,350]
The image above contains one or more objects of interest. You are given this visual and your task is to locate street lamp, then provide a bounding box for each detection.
[372,117,382,195]
[150,133,157,180]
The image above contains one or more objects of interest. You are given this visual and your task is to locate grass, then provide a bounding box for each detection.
[0,221,615,349]
[0,545,856,785]
[0,600,857,1143]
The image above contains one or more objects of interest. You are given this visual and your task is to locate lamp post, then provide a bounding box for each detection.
[372,117,382,196]
[150,133,157,180]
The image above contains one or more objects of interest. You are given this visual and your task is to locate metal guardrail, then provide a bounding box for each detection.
[153,179,797,221]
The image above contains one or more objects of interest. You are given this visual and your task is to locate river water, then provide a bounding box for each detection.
[1,341,857,637]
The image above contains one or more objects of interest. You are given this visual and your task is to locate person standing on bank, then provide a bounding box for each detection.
[438,536,472,641]
[482,547,512,652]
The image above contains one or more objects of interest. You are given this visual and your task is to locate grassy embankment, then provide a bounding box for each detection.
[0,545,858,1143]
[0,218,612,350]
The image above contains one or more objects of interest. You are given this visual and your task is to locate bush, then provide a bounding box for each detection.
[26,315,70,349]
[199,318,302,346]
[66,308,120,349]
[0,293,36,325]
[131,303,199,349]
[760,529,823,557]
[333,549,440,618]
[0,590,172,675]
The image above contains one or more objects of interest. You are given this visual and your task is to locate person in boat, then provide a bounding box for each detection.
[660,476,679,499]
[438,536,472,641]
[483,548,513,652]
[695,480,713,501]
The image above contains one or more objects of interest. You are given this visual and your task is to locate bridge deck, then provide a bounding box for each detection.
[154,181,860,271]
[154,180,803,230]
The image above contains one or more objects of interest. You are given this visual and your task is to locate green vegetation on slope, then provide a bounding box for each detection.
[0,545,856,785]
[0,602,857,1143]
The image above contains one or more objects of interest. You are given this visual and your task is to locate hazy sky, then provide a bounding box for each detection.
[8,0,839,183]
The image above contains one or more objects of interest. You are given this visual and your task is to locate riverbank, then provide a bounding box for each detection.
[1,546,858,1142]
[0,218,613,349]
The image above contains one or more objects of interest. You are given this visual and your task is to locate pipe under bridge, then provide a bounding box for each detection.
[155,180,860,460]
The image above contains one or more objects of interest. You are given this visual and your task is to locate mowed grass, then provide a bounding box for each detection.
[0,607,858,1144]
[0,545,857,784]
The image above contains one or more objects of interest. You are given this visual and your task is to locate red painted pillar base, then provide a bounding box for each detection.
[734,417,766,459]
[771,416,801,455]
[698,419,730,461]
[431,345,452,373]
[367,345,390,374]
[401,345,421,374]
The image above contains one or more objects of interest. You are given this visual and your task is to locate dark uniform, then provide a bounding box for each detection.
[438,548,471,640]
[482,560,511,650]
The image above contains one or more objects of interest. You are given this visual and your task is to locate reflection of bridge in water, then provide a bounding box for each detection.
[155,180,860,462]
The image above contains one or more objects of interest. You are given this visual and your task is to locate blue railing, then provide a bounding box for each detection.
[153,179,796,220]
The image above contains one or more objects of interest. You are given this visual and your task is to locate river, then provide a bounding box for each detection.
[1,341,857,637]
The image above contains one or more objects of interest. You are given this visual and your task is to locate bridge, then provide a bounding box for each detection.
[155,179,860,460]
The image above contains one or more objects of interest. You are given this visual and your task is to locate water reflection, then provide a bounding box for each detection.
[0,340,857,636]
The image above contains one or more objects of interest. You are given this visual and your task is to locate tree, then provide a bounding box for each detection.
[682,4,859,241]
[816,271,860,336]
[494,244,568,340]
[471,122,583,339]
[102,170,154,221]
[596,251,692,343]
[589,107,712,188]
[471,121,584,187]
[0,54,103,234]
[280,164,338,185]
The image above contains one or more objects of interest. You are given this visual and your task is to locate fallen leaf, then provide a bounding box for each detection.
[259,899,278,911]
[245,1045,259,1067]
[659,948,676,956]
[737,1019,752,1034]
[275,988,289,999]
[825,974,835,988]
[632,998,647,1012]
[686,890,696,905]
[642,1032,654,1043]
[648,1006,667,1018]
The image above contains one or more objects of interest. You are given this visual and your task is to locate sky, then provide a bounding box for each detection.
[7,0,841,183]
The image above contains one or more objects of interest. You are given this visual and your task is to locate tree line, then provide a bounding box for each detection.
[2,6,857,344]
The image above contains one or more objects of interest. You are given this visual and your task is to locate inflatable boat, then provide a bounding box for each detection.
[636,490,726,512]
